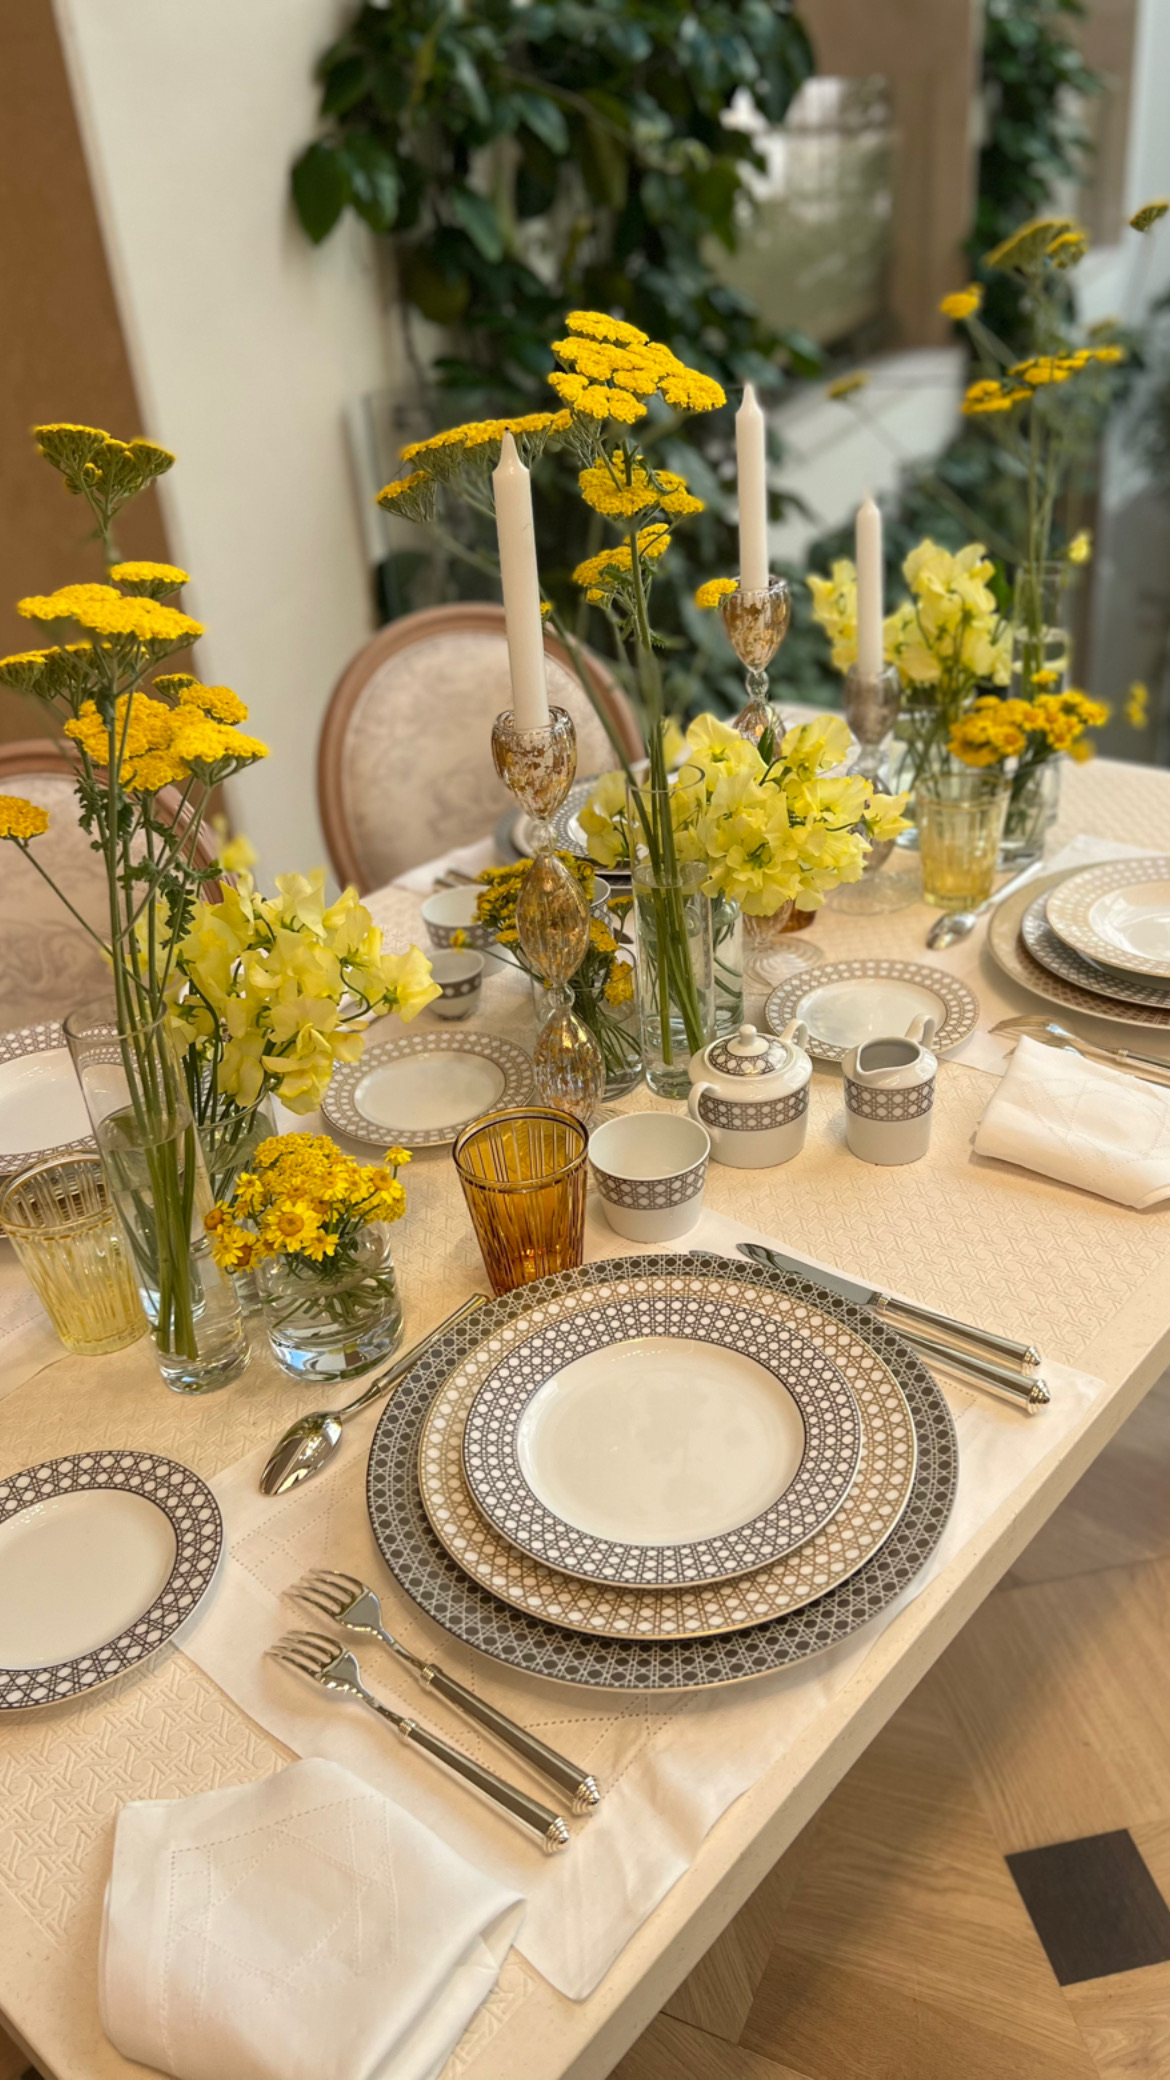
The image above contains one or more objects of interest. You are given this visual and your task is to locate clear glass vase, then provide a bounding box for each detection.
[256,1222,404,1382]
[1001,758,1061,866]
[631,856,716,1098]
[1011,562,1071,699]
[711,894,745,1036]
[199,1093,278,1316]
[64,1001,249,1396]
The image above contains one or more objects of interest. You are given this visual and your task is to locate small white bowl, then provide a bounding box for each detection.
[588,1113,710,1242]
[420,888,503,974]
[429,950,484,1021]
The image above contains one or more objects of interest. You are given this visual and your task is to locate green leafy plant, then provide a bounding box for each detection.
[293,0,817,715]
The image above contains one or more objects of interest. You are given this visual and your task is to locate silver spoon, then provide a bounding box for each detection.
[259,1292,489,1496]
[991,1015,1170,1087]
[926,860,1040,949]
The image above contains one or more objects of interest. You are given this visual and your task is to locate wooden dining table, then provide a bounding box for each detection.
[1,746,1169,2080]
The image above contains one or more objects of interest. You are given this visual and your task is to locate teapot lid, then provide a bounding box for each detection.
[704,1024,790,1080]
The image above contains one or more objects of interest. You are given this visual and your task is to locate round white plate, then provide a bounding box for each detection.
[0,1023,93,1176]
[1046,856,1170,980]
[987,873,1170,1031]
[460,1294,863,1588]
[322,1031,533,1151]
[0,1451,222,1711]
[765,959,979,1063]
[1022,895,1170,1010]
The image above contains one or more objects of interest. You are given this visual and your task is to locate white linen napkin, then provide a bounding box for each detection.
[972,1034,1170,1208]
[99,1757,525,2080]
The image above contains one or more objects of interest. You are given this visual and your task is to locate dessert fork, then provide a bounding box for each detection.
[289,1570,599,1813]
[268,1630,570,1853]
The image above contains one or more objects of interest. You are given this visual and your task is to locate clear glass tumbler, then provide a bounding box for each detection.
[916,775,1011,911]
[0,1154,145,1356]
[453,1107,588,1295]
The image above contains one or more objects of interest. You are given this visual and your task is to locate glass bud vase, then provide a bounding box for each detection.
[64,1000,249,1396]
[199,1092,278,1316]
[256,1222,403,1383]
[1001,758,1061,867]
[710,894,745,1036]
[631,856,716,1098]
[1011,562,1071,700]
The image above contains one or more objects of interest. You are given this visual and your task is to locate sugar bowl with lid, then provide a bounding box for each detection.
[687,1021,812,1169]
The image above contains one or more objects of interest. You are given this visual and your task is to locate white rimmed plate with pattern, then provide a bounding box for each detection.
[322,1030,533,1151]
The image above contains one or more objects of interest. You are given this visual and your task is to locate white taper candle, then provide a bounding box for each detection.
[492,430,550,730]
[735,383,770,593]
[855,493,884,680]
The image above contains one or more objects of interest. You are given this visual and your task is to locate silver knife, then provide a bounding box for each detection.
[736,1242,1040,1368]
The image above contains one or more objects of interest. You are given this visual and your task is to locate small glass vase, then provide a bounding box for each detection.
[710,894,745,1035]
[256,1222,403,1382]
[531,971,642,1101]
[1011,562,1071,699]
[1000,758,1061,867]
[64,1001,249,1396]
[199,1093,278,1316]
[631,855,716,1098]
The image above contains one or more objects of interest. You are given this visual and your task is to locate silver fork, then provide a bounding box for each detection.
[268,1630,570,1854]
[289,1571,599,1814]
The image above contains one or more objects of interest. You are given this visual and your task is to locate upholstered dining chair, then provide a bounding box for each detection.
[317,602,643,893]
[0,739,216,1032]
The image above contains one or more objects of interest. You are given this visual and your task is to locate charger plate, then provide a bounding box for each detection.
[458,1288,863,1588]
[367,1254,956,1689]
[1046,855,1170,980]
[987,873,1170,1031]
[417,1287,916,1639]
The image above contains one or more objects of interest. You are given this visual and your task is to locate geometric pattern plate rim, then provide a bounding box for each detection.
[366,1252,958,1690]
[987,872,1170,1031]
[1021,893,1170,1009]
[322,1029,534,1151]
[763,959,980,1063]
[459,1294,864,1588]
[1045,855,1170,980]
[0,1021,95,1177]
[417,1285,917,1638]
[0,1449,223,1712]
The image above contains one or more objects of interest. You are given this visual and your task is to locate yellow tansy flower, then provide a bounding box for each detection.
[0,794,50,841]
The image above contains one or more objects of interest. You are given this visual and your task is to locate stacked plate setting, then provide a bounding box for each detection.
[988,855,1170,1033]
[367,1253,958,1690]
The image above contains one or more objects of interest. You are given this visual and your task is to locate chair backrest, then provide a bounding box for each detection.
[317,602,643,893]
[0,739,217,1032]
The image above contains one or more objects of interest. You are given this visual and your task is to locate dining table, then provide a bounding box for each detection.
[1,736,1169,2080]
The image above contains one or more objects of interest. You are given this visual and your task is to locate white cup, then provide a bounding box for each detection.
[588,1113,710,1242]
[429,950,484,1021]
[420,888,503,974]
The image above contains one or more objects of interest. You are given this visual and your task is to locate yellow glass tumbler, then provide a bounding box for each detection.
[453,1108,588,1295]
[916,774,1011,911]
[0,1154,146,1355]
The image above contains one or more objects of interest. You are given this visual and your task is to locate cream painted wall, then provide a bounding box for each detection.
[54,0,401,876]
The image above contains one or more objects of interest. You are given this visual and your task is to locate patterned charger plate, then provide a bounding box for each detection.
[1021,893,1170,1010]
[322,1030,533,1151]
[1046,855,1170,981]
[459,1286,863,1588]
[417,1284,917,1639]
[764,959,979,1063]
[0,1022,94,1177]
[0,1451,223,1712]
[366,1253,958,1690]
[987,874,1170,1032]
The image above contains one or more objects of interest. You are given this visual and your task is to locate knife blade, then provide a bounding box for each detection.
[736,1242,1040,1370]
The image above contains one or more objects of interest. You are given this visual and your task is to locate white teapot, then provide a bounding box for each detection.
[842,1015,938,1166]
[688,1021,812,1169]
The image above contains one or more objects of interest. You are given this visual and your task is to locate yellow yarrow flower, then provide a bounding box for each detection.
[572,525,671,593]
[961,379,1029,416]
[826,372,869,400]
[578,453,701,519]
[18,583,202,647]
[563,310,649,346]
[694,577,739,609]
[1126,681,1149,727]
[0,794,50,841]
[1130,200,1169,232]
[1067,530,1092,566]
[175,681,249,725]
[378,469,428,501]
[939,286,982,320]
[108,560,189,597]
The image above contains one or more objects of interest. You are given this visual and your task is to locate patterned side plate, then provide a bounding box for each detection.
[367,1254,958,1690]
[459,1290,863,1588]
[0,1022,94,1177]
[1046,855,1170,981]
[417,1285,917,1639]
[764,959,980,1063]
[987,874,1170,1031]
[0,1451,223,1712]
[322,1031,533,1151]
[1021,894,1170,1010]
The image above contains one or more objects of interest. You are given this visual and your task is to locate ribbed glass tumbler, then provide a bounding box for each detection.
[0,1154,146,1356]
[453,1108,588,1295]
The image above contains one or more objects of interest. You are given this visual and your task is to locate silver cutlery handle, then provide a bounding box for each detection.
[418,1661,599,1815]
[1116,1047,1170,1086]
[368,1699,570,1852]
[875,1295,1039,1370]
[898,1327,1049,1412]
[335,1293,489,1421]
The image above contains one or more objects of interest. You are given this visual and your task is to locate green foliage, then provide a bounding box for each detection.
[294,0,817,716]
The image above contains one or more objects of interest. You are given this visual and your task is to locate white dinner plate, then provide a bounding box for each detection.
[764,959,979,1063]
[1046,856,1170,980]
[322,1031,533,1150]
[0,1451,222,1711]
[0,1023,93,1176]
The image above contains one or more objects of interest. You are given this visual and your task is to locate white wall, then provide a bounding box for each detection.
[54,0,400,876]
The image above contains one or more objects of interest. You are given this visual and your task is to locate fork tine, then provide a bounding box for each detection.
[268,1645,321,1677]
[308,1568,366,1598]
[284,1629,344,1658]
[289,1585,346,1620]
[290,1571,347,1610]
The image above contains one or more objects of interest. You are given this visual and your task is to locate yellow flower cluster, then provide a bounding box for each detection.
[578,453,702,520]
[694,577,739,609]
[108,561,188,598]
[549,311,726,425]
[984,217,1080,274]
[810,541,1011,692]
[949,690,1109,768]
[64,690,266,793]
[0,794,49,842]
[571,524,671,603]
[962,345,1125,417]
[173,868,438,1112]
[377,469,428,503]
[206,1133,409,1272]
[1131,200,1169,233]
[1126,681,1149,728]
[826,372,869,401]
[399,410,569,465]
[1067,529,1092,565]
[18,583,202,649]
[939,285,982,320]
[33,424,175,505]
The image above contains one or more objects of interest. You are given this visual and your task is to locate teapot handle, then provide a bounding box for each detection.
[688,1082,713,1124]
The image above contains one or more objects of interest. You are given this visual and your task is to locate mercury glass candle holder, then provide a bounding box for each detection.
[830,660,922,915]
[491,707,605,1123]
[719,576,792,743]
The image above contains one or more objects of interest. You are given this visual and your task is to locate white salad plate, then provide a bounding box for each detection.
[0,1022,93,1177]
[322,1031,533,1151]
[987,873,1170,1031]
[1021,893,1170,1009]
[459,1288,863,1588]
[0,1451,223,1712]
[765,959,979,1064]
[1046,856,1170,980]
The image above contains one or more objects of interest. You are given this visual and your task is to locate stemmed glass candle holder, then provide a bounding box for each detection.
[719,576,792,744]
[830,660,920,915]
[491,706,605,1124]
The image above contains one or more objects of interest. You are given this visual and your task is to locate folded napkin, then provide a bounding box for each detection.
[99,1758,525,2080]
[972,1034,1170,1208]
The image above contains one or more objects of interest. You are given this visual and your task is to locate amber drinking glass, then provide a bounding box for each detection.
[453,1108,588,1295]
[0,1154,145,1355]
[916,774,1011,911]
